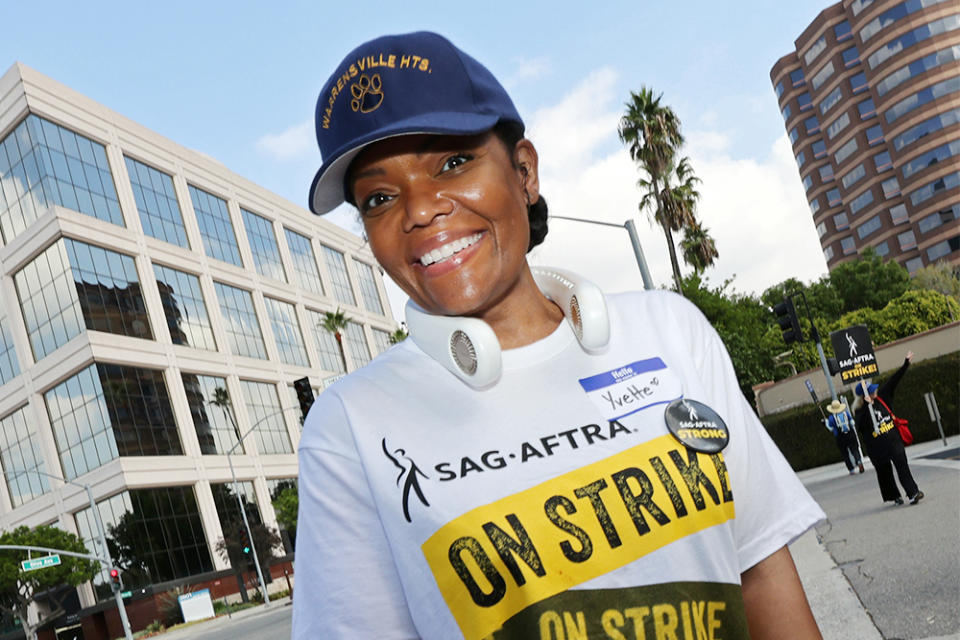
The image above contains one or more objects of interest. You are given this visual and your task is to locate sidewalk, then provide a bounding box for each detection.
[152,595,291,640]
[790,434,958,640]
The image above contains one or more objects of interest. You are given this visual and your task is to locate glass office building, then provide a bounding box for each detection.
[771,0,959,273]
[0,62,397,622]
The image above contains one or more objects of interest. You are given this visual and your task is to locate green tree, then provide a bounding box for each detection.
[321,308,351,373]
[829,288,960,345]
[829,247,909,313]
[910,261,960,306]
[0,525,98,640]
[215,519,282,601]
[679,220,719,274]
[388,325,409,345]
[619,87,698,293]
[271,486,299,535]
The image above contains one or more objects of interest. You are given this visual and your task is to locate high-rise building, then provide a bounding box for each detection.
[0,62,397,635]
[771,0,959,273]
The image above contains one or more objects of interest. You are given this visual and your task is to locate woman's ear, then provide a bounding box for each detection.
[514,139,540,205]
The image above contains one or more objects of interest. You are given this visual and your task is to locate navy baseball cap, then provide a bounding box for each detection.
[308,31,524,215]
[855,382,879,396]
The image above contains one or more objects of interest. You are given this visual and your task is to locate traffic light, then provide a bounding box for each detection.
[109,568,122,589]
[773,297,803,344]
[238,527,251,556]
[826,357,840,376]
[293,377,315,422]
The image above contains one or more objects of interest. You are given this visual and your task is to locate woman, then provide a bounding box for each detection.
[853,351,922,506]
[294,31,824,640]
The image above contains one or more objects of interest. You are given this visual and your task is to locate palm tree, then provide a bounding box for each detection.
[680,221,719,273]
[619,87,697,293]
[321,308,350,373]
[388,324,409,345]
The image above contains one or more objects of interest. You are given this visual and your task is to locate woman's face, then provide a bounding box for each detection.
[350,131,539,319]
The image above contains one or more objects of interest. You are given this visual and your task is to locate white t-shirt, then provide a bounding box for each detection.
[293,291,824,640]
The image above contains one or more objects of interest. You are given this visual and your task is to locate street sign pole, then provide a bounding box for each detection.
[924,391,947,446]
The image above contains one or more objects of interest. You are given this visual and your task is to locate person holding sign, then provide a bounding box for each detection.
[853,351,922,505]
[293,31,825,640]
[825,400,863,475]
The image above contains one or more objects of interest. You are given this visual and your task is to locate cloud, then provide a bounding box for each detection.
[504,57,551,87]
[256,118,314,161]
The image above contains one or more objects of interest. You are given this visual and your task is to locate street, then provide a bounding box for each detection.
[801,444,960,640]
[178,602,292,640]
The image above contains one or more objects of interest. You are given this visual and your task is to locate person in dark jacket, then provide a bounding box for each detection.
[825,399,863,475]
[853,351,923,505]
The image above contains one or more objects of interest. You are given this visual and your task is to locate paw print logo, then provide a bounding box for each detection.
[350,74,384,114]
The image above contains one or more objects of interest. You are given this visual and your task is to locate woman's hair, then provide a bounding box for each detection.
[492,121,549,253]
[851,396,864,412]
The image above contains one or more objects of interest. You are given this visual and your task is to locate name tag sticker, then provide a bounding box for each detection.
[664,398,729,453]
[579,358,683,421]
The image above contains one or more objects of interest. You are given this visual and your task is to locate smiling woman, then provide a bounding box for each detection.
[292,31,825,640]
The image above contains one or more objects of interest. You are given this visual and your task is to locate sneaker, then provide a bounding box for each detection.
[849,470,856,475]
[909,491,924,505]
[858,463,865,473]
[893,497,904,505]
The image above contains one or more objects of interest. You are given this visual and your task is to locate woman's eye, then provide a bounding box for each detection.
[440,153,473,173]
[360,192,392,214]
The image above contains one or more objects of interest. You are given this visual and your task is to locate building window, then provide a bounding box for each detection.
[796,150,806,168]
[857,98,876,120]
[817,221,827,238]
[927,237,960,261]
[876,45,960,97]
[868,14,960,70]
[811,61,836,91]
[860,0,951,42]
[64,238,152,341]
[835,138,859,164]
[874,240,890,257]
[842,46,860,68]
[803,175,814,191]
[866,125,885,146]
[840,236,857,254]
[189,185,242,267]
[893,107,960,151]
[902,140,960,181]
[910,171,959,206]
[798,92,813,111]
[890,203,910,224]
[781,103,792,122]
[210,481,262,570]
[371,328,393,356]
[850,72,868,94]
[827,188,843,206]
[153,264,217,351]
[834,20,852,41]
[827,112,851,140]
[917,203,959,232]
[819,165,835,182]
[857,215,883,239]
[842,164,866,190]
[809,197,821,214]
[850,188,875,214]
[263,297,309,367]
[804,37,827,66]
[213,281,267,359]
[124,156,187,248]
[851,0,875,17]
[834,211,849,229]
[283,229,324,296]
[322,245,357,306]
[882,177,901,198]
[775,81,785,98]
[874,150,892,172]
[239,380,293,454]
[805,117,821,134]
[0,313,20,386]
[0,405,50,507]
[307,308,346,374]
[790,68,806,87]
[75,488,212,600]
[819,86,844,115]
[885,76,960,125]
[0,115,123,247]
[789,127,799,144]
[14,240,84,360]
[345,321,372,369]
[241,208,286,282]
[905,256,925,273]
[182,373,244,455]
[44,363,182,480]
[898,229,917,250]
[354,261,384,314]
[824,245,835,261]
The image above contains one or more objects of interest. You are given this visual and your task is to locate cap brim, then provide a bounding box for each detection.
[309,112,501,215]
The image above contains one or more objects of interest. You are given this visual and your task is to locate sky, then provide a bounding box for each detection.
[2,0,838,322]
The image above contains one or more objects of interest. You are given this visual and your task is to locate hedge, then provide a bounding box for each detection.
[758,352,959,471]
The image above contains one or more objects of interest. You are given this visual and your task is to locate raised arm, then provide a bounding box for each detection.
[878,351,913,402]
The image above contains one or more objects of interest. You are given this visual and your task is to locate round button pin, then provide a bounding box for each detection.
[664,398,729,453]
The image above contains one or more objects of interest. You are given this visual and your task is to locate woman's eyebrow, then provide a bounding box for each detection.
[352,166,386,182]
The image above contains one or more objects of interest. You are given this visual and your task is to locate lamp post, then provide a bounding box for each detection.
[210,393,301,606]
[548,215,655,290]
[1,468,134,640]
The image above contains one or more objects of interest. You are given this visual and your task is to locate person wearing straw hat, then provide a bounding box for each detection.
[825,399,863,475]
[293,31,825,640]
[852,351,922,505]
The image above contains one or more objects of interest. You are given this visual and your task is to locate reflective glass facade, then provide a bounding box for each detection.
[189,185,242,267]
[124,156,188,248]
[0,405,50,507]
[0,312,19,385]
[322,245,356,306]
[153,263,217,350]
[263,297,309,367]
[15,240,84,360]
[0,115,122,247]
[241,208,286,282]
[307,308,347,374]
[182,373,244,455]
[355,261,384,314]
[284,228,324,295]
[213,281,267,359]
[238,380,292,454]
[345,321,372,369]
[371,328,393,356]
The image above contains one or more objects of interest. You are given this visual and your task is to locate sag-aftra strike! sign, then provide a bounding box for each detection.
[829,324,878,383]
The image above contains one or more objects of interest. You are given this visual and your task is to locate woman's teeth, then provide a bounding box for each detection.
[419,232,482,266]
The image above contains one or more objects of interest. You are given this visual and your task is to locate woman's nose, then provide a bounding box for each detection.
[403,180,453,230]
